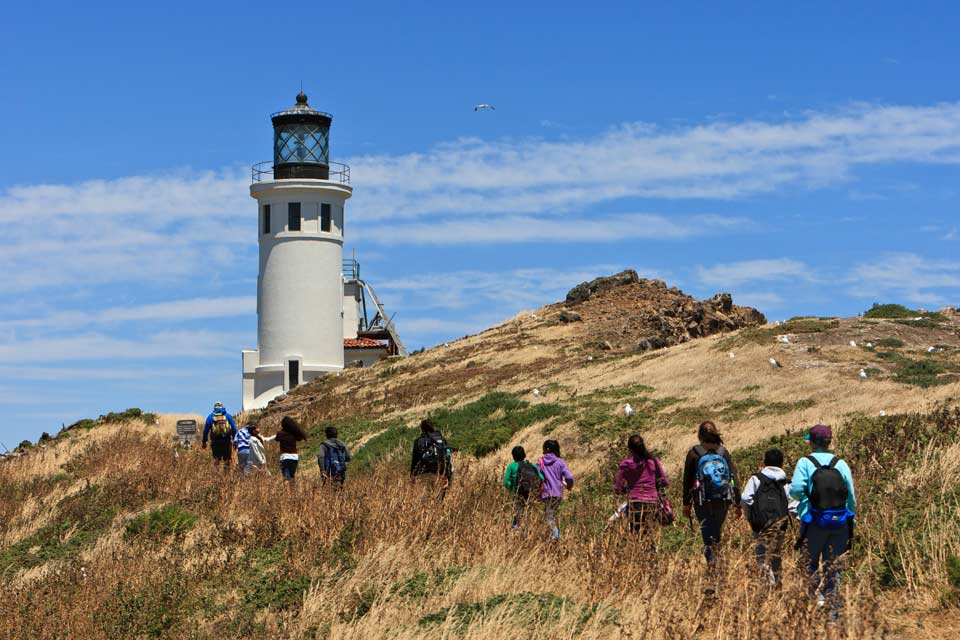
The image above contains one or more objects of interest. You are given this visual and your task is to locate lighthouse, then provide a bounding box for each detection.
[242,92,406,411]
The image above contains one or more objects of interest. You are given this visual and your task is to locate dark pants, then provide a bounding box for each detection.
[755,525,787,586]
[512,494,531,528]
[694,500,730,563]
[804,523,849,606]
[628,501,656,534]
[280,459,298,481]
[543,498,562,541]
[210,439,232,463]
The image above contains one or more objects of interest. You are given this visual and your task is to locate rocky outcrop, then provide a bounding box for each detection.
[565,274,766,354]
[565,270,640,306]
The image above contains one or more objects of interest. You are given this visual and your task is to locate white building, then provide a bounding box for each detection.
[242,93,406,411]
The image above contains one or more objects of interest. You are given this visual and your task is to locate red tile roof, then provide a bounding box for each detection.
[344,338,387,349]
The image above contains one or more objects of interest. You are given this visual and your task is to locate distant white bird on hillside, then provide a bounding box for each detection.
[849,341,858,348]
[474,104,495,111]
[728,352,736,359]
[532,388,542,397]
[777,335,791,344]
[865,342,874,348]
[879,410,887,417]
[769,358,782,368]
[859,369,868,380]
[624,403,635,416]
[927,346,940,353]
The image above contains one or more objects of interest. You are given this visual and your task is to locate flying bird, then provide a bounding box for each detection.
[769,358,782,368]
[474,104,495,111]
[624,403,635,416]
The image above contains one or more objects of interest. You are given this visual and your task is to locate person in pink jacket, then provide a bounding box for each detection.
[615,434,668,534]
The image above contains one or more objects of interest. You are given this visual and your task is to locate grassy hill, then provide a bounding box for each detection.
[2,279,959,639]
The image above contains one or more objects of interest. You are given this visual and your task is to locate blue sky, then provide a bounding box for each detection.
[2,1,959,446]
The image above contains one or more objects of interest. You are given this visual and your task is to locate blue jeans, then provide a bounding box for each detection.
[804,523,849,609]
[543,498,562,541]
[237,451,250,473]
[694,500,730,563]
[280,459,298,481]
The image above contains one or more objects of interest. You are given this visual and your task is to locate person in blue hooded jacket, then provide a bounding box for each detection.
[790,424,856,619]
[202,402,237,465]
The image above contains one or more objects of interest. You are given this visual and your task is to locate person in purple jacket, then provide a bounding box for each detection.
[537,439,574,541]
[615,434,668,534]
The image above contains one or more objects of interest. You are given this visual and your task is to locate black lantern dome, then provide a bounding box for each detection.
[271,92,333,179]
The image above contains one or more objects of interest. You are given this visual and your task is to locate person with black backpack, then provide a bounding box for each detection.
[317,426,351,486]
[790,424,856,620]
[411,419,454,498]
[740,448,797,587]
[682,421,740,575]
[503,445,544,529]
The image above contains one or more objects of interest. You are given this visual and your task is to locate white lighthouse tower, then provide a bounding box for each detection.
[241,92,353,410]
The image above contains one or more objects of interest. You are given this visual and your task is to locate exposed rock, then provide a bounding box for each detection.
[565,270,640,306]
[346,360,365,368]
[558,310,583,323]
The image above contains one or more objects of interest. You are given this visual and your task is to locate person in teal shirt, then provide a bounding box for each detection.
[790,424,856,620]
[504,446,544,529]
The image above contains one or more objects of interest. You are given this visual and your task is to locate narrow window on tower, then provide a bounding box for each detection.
[262,204,271,234]
[288,202,301,231]
[320,203,331,232]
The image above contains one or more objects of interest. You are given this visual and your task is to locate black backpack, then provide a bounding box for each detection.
[747,473,789,533]
[807,455,848,511]
[515,460,542,499]
[418,432,449,475]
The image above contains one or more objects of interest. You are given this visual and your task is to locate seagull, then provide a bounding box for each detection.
[532,388,542,397]
[474,104,495,111]
[927,346,938,353]
[865,342,874,348]
[769,358,782,368]
[777,335,791,344]
[859,369,868,380]
[849,341,858,348]
[728,352,736,359]
[587,356,594,362]
[624,403,635,416]
[879,410,887,417]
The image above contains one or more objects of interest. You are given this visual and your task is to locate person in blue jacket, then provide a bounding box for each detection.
[790,424,856,620]
[202,402,237,465]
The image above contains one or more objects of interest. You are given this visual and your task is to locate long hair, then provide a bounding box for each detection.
[698,420,723,445]
[281,416,307,441]
[543,439,561,456]
[627,434,651,460]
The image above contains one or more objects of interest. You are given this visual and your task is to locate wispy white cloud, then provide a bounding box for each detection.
[697,258,813,287]
[0,330,247,363]
[362,213,742,245]
[0,296,256,331]
[848,253,960,305]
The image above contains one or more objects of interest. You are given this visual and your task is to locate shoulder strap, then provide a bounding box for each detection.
[805,454,823,469]
[754,472,769,486]
[827,456,840,469]
[693,445,707,458]
[652,458,663,480]
[716,446,728,457]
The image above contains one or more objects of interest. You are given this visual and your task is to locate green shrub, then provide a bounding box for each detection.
[864,303,915,319]
[876,338,904,348]
[125,505,197,538]
[947,554,960,590]
[894,358,951,388]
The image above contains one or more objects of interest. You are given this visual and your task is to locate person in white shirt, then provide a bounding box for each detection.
[740,448,798,587]
[247,424,270,474]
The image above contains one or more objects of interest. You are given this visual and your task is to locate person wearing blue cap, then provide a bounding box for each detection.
[790,424,856,621]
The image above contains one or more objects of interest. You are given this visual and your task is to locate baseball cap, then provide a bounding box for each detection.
[803,424,832,442]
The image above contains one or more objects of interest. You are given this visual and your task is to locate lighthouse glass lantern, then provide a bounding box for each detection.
[272,92,332,179]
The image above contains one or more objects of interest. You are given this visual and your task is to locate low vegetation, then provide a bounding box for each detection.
[863,303,947,321]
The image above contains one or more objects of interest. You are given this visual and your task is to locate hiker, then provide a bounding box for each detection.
[614,434,668,534]
[201,402,237,465]
[234,422,254,473]
[317,426,351,485]
[682,421,740,572]
[410,419,454,497]
[538,439,574,541]
[270,416,307,481]
[503,445,544,529]
[790,424,856,618]
[247,424,268,473]
[740,447,797,587]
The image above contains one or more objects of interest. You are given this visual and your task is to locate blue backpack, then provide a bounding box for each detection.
[321,441,348,481]
[694,445,733,504]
